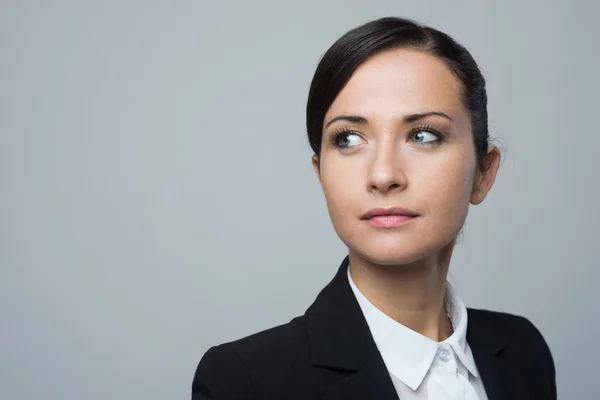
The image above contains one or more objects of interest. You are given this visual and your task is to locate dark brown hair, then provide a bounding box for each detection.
[306,17,490,169]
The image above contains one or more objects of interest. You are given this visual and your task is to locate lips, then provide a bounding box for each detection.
[361,206,419,220]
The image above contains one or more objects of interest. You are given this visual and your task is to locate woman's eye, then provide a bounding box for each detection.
[335,132,363,148]
[411,130,439,144]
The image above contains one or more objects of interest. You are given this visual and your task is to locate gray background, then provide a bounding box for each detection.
[1,1,598,399]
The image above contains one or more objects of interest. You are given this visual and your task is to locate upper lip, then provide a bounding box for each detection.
[361,206,419,219]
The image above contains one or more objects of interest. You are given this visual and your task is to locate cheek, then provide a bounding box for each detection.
[320,160,361,224]
[418,152,476,227]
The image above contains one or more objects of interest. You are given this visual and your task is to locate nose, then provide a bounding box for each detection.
[367,141,408,194]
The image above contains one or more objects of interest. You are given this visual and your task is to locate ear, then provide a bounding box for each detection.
[312,154,322,183]
[470,146,501,205]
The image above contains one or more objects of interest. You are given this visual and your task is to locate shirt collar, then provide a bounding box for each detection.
[347,267,479,390]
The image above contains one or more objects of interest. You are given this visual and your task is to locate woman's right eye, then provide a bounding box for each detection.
[333,131,363,149]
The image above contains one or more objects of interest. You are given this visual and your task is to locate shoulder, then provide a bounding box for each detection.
[209,314,309,362]
[467,307,553,355]
[192,316,309,399]
[468,308,557,398]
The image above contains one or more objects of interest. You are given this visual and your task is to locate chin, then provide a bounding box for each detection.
[354,248,430,266]
[333,217,461,266]
[345,242,432,266]
[343,233,452,267]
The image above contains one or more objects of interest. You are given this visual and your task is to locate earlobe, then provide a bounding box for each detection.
[470,146,501,205]
[312,154,321,182]
[470,173,485,205]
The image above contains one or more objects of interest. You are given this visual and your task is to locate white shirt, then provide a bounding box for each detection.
[347,267,489,400]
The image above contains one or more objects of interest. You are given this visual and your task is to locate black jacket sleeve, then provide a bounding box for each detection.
[519,316,557,400]
[192,345,258,400]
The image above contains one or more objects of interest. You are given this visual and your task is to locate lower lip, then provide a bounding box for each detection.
[365,215,417,227]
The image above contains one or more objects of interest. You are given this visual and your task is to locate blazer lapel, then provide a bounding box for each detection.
[318,355,399,400]
[304,255,399,400]
[467,310,530,400]
[305,255,532,400]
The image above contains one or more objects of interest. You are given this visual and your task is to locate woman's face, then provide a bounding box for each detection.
[313,48,499,266]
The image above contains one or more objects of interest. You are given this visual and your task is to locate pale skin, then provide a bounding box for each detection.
[312,48,501,342]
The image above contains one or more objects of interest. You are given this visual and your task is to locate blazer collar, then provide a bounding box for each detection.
[304,255,527,400]
[304,255,399,399]
[305,255,376,371]
[467,310,530,400]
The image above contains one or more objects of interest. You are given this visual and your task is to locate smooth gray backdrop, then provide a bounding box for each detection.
[1,1,598,399]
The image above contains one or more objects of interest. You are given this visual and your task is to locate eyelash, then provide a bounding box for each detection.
[329,124,444,149]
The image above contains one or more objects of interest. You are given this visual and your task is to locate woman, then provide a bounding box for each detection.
[192,17,556,400]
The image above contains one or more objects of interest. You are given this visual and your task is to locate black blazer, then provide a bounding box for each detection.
[192,256,557,399]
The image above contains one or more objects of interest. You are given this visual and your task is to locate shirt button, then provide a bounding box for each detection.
[438,348,451,362]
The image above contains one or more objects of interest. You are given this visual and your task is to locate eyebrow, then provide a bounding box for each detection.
[324,111,454,128]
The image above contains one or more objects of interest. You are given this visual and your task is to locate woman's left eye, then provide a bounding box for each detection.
[411,130,440,144]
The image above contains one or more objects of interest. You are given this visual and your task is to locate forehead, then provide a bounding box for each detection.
[325,48,465,119]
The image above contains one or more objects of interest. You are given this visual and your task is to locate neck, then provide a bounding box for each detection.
[348,240,455,342]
